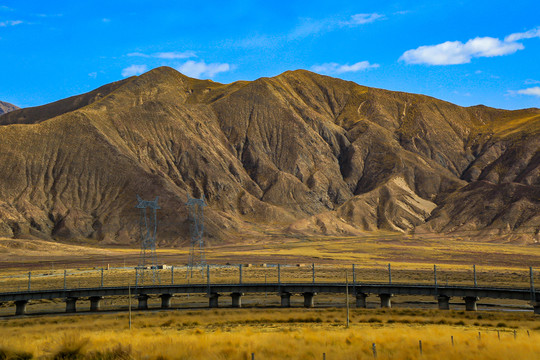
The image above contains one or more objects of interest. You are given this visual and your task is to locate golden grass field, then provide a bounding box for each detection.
[1,308,539,360]
[0,234,539,359]
[2,232,539,268]
[1,233,538,292]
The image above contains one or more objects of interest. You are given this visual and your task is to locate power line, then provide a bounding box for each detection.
[186,194,206,276]
[135,195,160,285]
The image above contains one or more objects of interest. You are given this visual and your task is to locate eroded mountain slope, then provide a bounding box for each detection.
[0,67,538,244]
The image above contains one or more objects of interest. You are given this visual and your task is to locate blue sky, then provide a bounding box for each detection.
[1,0,539,110]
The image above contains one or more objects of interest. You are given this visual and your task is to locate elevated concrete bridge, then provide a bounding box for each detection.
[1,282,538,315]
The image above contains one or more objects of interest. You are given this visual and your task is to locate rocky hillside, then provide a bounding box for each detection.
[0,101,19,115]
[0,67,538,245]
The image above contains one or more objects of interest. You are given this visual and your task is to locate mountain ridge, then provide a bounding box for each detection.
[0,77,134,126]
[0,66,538,244]
[0,101,19,115]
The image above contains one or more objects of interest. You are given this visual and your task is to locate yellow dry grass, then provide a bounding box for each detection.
[489,113,540,138]
[1,308,538,359]
[2,232,539,269]
[1,234,538,292]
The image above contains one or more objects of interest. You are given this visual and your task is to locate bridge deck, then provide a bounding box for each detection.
[0,282,538,316]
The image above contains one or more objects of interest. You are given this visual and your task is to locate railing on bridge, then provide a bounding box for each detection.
[0,263,538,317]
[0,263,537,294]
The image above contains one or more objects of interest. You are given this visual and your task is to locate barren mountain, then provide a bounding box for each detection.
[0,67,538,245]
[0,101,19,115]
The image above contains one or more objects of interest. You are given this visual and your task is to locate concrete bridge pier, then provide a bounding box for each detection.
[533,302,540,315]
[438,295,451,310]
[464,296,478,311]
[209,293,220,308]
[89,296,103,312]
[138,294,149,310]
[379,293,392,308]
[160,294,172,309]
[65,297,78,313]
[303,292,315,308]
[280,292,291,307]
[15,300,28,315]
[231,292,243,308]
[356,293,368,308]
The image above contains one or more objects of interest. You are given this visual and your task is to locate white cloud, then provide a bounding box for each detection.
[400,37,524,65]
[505,27,540,42]
[88,72,97,79]
[127,52,149,57]
[234,12,387,47]
[516,87,540,97]
[288,18,333,40]
[176,60,231,78]
[342,13,386,26]
[400,26,540,66]
[0,5,14,11]
[128,51,196,59]
[524,79,540,85]
[312,61,379,74]
[155,51,196,59]
[102,18,111,23]
[34,13,63,18]
[121,64,148,77]
[288,13,386,40]
[0,20,23,27]
[467,37,524,57]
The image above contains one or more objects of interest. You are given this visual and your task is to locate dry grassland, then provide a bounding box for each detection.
[2,233,539,269]
[1,234,538,293]
[1,308,539,360]
[0,235,539,359]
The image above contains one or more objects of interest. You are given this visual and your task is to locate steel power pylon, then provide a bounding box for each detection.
[186,194,206,276]
[135,195,160,285]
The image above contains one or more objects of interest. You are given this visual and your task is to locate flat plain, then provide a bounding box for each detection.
[1,234,539,359]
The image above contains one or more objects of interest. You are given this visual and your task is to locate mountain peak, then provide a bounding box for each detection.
[139,66,185,80]
[0,101,19,115]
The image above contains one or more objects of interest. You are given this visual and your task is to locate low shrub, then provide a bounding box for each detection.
[86,345,132,360]
[51,335,89,360]
[0,347,33,360]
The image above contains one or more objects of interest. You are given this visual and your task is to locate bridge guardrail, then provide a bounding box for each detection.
[0,263,537,295]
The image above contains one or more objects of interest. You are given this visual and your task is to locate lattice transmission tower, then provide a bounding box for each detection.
[186,194,206,276]
[135,195,160,285]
